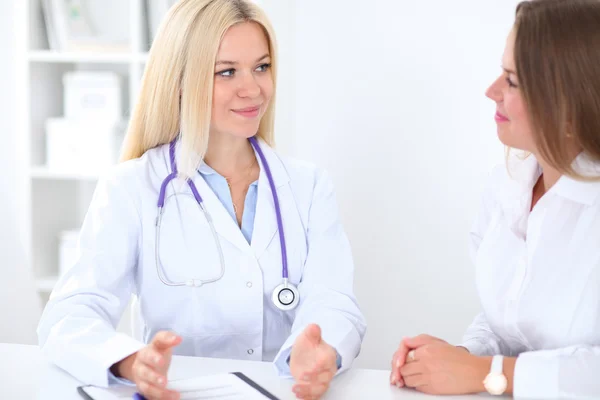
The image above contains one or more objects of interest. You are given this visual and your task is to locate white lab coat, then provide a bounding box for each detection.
[461,153,600,399]
[37,140,366,387]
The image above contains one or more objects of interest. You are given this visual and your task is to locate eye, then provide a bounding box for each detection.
[216,68,235,77]
[255,63,271,72]
[505,77,518,88]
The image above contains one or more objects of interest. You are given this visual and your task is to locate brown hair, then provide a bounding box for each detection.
[514,0,600,180]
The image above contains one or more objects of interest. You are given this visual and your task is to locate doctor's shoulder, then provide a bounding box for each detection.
[276,153,338,198]
[93,145,166,207]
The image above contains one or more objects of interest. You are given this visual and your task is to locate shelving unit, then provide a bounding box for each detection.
[18,0,160,299]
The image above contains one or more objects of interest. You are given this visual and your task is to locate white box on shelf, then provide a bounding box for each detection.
[45,118,127,174]
[59,230,80,277]
[63,71,123,120]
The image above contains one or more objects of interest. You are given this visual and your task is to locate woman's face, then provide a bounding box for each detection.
[486,29,536,153]
[210,22,274,140]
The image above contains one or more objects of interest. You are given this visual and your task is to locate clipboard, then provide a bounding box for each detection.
[77,372,280,400]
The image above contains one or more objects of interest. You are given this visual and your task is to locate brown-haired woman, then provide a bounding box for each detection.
[389,0,600,397]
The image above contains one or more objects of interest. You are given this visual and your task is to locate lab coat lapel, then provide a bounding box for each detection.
[251,141,291,260]
[189,173,250,253]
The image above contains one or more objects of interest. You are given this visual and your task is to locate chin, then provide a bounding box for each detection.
[496,128,516,148]
[229,128,260,140]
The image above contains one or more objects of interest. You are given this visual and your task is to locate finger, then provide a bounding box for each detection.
[308,382,329,399]
[403,373,426,389]
[152,331,182,351]
[138,347,166,369]
[403,334,443,349]
[292,383,310,399]
[400,361,422,378]
[313,349,336,372]
[294,382,328,400]
[315,369,335,385]
[137,379,180,400]
[135,363,167,388]
[406,349,417,363]
[297,370,317,383]
[303,324,322,346]
[391,339,410,385]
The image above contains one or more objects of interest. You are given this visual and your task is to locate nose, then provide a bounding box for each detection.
[238,72,261,99]
[485,75,504,103]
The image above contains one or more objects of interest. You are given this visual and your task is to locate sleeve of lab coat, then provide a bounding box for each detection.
[273,169,367,376]
[459,165,507,356]
[37,165,145,387]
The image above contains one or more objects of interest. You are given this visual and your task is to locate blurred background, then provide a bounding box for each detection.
[0,0,517,370]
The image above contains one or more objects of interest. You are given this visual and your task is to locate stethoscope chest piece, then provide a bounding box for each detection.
[272,279,300,311]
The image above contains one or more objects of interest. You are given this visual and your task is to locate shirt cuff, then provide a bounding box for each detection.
[285,350,342,370]
[108,370,136,386]
[513,351,559,399]
[459,338,497,356]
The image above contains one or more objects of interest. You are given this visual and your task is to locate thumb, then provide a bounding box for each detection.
[152,331,182,352]
[304,324,322,345]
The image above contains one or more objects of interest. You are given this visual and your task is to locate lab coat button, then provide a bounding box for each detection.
[247,349,254,355]
[246,281,253,288]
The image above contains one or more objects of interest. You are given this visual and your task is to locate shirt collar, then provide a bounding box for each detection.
[198,162,217,176]
[503,152,600,207]
[551,152,600,206]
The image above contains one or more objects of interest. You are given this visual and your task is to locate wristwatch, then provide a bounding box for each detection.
[483,355,508,395]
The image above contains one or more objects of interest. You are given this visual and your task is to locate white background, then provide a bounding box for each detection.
[0,0,42,345]
[1,0,520,370]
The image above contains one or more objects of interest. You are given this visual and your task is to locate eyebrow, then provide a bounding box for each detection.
[503,67,517,75]
[215,54,270,66]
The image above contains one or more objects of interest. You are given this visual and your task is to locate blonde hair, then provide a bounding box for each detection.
[120,0,278,178]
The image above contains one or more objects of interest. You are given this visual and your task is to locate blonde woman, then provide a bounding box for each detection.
[389,0,600,398]
[37,1,366,399]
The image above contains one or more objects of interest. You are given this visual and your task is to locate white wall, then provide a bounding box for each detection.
[260,0,296,155]
[0,0,42,344]
[1,0,523,365]
[289,0,519,369]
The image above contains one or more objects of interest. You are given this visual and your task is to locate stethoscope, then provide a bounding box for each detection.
[154,136,299,311]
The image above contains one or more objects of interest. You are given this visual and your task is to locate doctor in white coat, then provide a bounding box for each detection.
[37,1,366,399]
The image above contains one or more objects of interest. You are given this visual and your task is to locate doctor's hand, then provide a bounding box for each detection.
[390,334,447,388]
[111,331,183,400]
[290,324,337,400]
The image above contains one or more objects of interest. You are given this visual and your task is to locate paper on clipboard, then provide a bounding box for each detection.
[78,372,280,400]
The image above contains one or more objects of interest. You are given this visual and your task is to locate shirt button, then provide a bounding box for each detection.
[247,349,254,355]
[246,282,252,288]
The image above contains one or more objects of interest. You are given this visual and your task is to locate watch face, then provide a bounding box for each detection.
[484,373,508,395]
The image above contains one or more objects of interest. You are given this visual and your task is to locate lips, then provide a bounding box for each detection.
[495,111,509,122]
[232,105,261,118]
[234,105,260,113]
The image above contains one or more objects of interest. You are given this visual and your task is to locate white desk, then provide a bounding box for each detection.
[1,343,496,399]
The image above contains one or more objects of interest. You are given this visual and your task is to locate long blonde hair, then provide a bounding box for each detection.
[120,0,278,179]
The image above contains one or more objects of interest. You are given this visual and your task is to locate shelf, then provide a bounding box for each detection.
[29,166,100,181]
[36,276,59,293]
[28,50,136,64]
